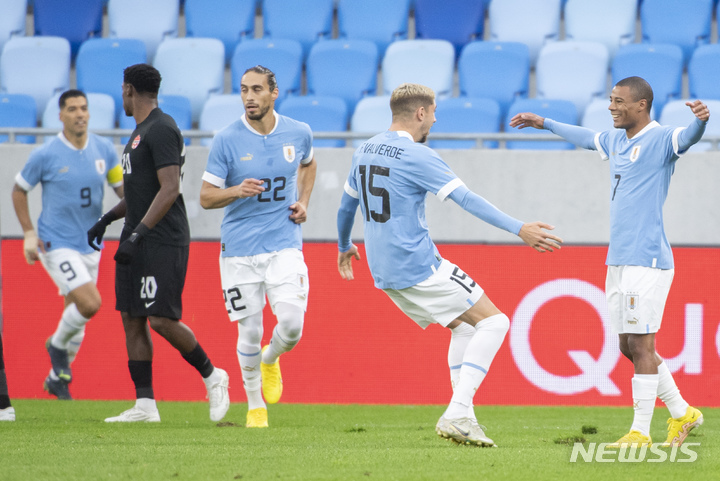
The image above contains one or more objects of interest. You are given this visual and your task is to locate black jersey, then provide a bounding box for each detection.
[120,108,190,246]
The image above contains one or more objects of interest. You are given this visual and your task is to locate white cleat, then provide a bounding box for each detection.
[105,406,160,423]
[207,368,230,422]
[436,416,496,447]
[0,406,15,421]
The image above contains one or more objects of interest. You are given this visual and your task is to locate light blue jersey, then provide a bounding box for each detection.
[344,131,464,289]
[203,112,313,257]
[593,121,686,269]
[15,133,121,254]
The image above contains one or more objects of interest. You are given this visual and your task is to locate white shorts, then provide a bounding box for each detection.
[39,248,101,296]
[383,259,484,329]
[606,265,674,334]
[219,248,309,321]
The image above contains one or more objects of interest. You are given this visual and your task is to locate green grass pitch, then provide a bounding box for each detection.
[0,401,716,480]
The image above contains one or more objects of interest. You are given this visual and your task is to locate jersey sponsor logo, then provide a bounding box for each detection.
[630,145,641,162]
[241,153,253,161]
[95,159,106,175]
[283,145,296,163]
[132,135,141,149]
[58,166,69,174]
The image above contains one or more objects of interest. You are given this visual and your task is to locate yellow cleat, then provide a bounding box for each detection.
[661,406,703,447]
[605,430,652,449]
[260,345,283,404]
[246,407,268,428]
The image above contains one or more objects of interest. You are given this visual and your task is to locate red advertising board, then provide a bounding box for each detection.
[2,240,719,406]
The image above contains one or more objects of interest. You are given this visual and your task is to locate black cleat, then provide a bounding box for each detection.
[46,338,72,382]
[44,376,72,400]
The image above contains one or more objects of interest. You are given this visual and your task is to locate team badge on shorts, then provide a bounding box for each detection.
[626,293,639,311]
[132,135,141,149]
[283,145,296,162]
[95,158,106,175]
[630,145,641,162]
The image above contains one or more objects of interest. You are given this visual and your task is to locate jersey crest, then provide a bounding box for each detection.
[132,135,141,149]
[283,145,296,163]
[95,159,106,175]
[630,145,641,162]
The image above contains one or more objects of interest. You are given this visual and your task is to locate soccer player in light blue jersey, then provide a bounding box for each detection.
[337,83,563,447]
[11,90,123,400]
[200,66,316,428]
[510,76,709,448]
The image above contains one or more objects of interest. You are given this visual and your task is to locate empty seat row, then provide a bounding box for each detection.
[2,0,718,70]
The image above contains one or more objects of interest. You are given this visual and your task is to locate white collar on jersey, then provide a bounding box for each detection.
[395,130,413,141]
[627,120,660,140]
[57,131,89,151]
[241,110,279,136]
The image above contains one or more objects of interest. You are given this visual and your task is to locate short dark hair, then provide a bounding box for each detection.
[123,63,162,95]
[59,89,87,109]
[243,65,278,92]
[615,76,654,113]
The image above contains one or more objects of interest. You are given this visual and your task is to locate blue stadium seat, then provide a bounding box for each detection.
[430,97,501,149]
[611,44,683,116]
[641,0,713,65]
[185,0,255,65]
[43,93,116,142]
[581,98,614,133]
[76,39,147,123]
[536,41,609,117]
[108,0,179,63]
[34,0,104,59]
[0,36,70,121]
[0,0,27,55]
[350,95,392,147]
[278,96,349,148]
[337,0,410,57]
[0,94,36,144]
[565,0,637,59]
[459,42,530,121]
[658,99,720,152]
[262,0,334,58]
[507,99,578,150]
[382,40,455,98]
[231,39,303,102]
[414,0,486,57]
[306,40,378,112]
[199,95,244,146]
[489,0,562,66]
[154,38,225,123]
[689,45,720,100]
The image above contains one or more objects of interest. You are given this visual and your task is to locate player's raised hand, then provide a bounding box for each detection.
[289,201,307,224]
[686,100,710,122]
[234,178,266,198]
[338,244,361,280]
[518,222,563,253]
[509,112,545,130]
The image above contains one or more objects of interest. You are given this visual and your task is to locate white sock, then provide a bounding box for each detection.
[136,398,157,412]
[262,303,304,364]
[444,314,509,420]
[203,367,222,386]
[67,329,85,364]
[630,374,658,436]
[51,304,89,350]
[657,361,689,419]
[448,322,475,420]
[237,313,265,411]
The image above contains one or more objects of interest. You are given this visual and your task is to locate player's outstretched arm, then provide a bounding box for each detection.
[508,112,546,130]
[687,99,710,122]
[518,222,563,253]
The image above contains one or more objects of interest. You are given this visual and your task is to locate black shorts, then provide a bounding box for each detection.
[115,240,189,320]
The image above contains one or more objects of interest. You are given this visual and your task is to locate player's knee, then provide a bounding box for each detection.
[237,315,263,345]
[277,312,304,342]
[76,298,101,318]
[486,313,510,334]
